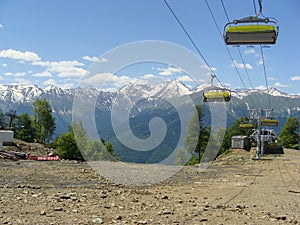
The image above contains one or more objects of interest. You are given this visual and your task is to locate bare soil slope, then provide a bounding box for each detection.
[0,148,299,224]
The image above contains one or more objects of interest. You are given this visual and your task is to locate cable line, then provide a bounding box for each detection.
[221,0,256,91]
[252,0,272,109]
[204,0,257,107]
[237,47,255,90]
[260,46,271,109]
[220,0,230,22]
[162,0,224,87]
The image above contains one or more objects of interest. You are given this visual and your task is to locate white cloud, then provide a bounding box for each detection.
[200,64,217,71]
[244,49,255,55]
[274,82,289,88]
[1,64,7,67]
[82,73,147,89]
[157,66,183,76]
[4,71,26,77]
[0,24,3,28]
[13,78,32,85]
[32,60,88,78]
[42,79,75,89]
[290,76,300,81]
[231,60,253,70]
[177,75,193,82]
[14,72,26,77]
[142,73,156,79]
[0,49,41,61]
[32,71,52,77]
[256,85,266,90]
[82,56,107,63]
[82,72,113,85]
[267,76,277,81]
[4,72,13,76]
[42,79,56,86]
[256,59,263,65]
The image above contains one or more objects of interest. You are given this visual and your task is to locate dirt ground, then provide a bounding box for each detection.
[0,148,299,225]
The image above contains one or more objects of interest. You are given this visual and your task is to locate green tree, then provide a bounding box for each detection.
[185,105,202,154]
[279,117,299,149]
[220,117,252,155]
[15,113,35,142]
[33,98,56,143]
[55,122,117,161]
[100,138,118,160]
[175,147,188,166]
[184,105,211,164]
[0,109,5,128]
[55,132,84,161]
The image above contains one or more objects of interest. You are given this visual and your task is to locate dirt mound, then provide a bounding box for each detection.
[3,139,53,156]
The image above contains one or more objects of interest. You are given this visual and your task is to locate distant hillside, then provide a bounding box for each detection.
[1,82,300,162]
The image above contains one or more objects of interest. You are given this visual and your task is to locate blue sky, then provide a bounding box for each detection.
[0,0,299,94]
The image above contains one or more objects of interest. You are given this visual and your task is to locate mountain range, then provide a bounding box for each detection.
[1,81,300,132]
[1,81,299,162]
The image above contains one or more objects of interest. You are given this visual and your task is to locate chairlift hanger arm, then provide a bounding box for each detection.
[256,0,263,17]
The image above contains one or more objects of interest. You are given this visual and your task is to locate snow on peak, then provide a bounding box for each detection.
[0,84,43,103]
[153,80,192,98]
[119,80,192,99]
[266,87,289,97]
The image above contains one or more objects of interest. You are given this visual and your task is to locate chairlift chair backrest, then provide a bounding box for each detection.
[223,0,279,46]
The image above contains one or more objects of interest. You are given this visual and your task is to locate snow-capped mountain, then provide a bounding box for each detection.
[118,80,192,99]
[0,84,43,103]
[1,81,300,138]
[229,87,300,99]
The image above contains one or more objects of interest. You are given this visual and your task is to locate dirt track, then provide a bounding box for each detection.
[0,149,299,224]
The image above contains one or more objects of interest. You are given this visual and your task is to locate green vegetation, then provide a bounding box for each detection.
[10,99,55,144]
[183,105,212,165]
[279,117,299,149]
[0,109,5,127]
[14,113,35,142]
[220,117,252,154]
[54,122,118,161]
[7,99,115,161]
[55,129,83,161]
[33,98,56,143]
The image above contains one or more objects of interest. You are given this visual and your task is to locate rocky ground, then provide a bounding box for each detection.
[0,147,299,225]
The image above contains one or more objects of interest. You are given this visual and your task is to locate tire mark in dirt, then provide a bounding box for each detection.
[276,158,300,193]
[222,159,264,205]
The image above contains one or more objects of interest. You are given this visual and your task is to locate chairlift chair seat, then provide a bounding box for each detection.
[240,122,254,129]
[225,24,277,45]
[203,90,230,102]
[261,118,278,126]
